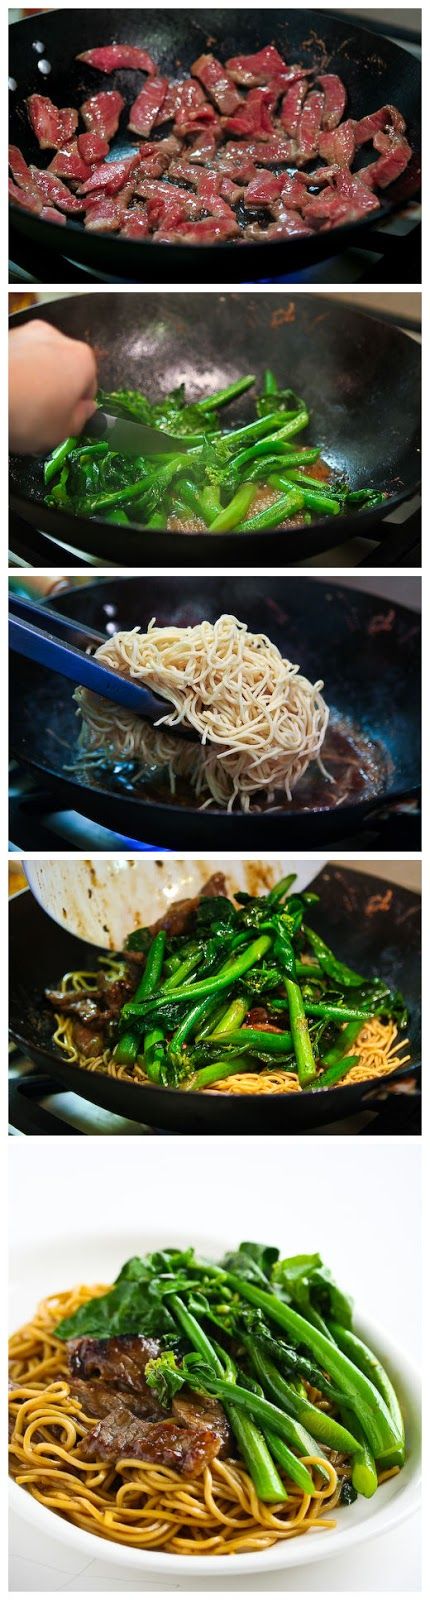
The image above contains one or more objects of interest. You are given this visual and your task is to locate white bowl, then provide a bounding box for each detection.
[23,858,323,948]
[9,1228,421,1578]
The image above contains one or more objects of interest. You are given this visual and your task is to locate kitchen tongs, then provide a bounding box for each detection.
[9,594,197,738]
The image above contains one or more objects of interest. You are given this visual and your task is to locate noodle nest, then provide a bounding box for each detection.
[9,1285,341,1556]
[75,615,329,812]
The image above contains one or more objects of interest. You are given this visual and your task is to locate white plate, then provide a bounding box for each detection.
[9,1228,421,1578]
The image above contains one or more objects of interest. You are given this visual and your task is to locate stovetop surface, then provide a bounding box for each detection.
[8,497,422,572]
[9,1049,421,1138]
[9,205,421,290]
[8,762,421,853]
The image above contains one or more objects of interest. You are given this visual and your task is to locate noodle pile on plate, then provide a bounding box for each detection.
[9,1285,340,1556]
[74,615,329,812]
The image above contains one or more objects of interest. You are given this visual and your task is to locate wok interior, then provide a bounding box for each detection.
[9,863,421,1086]
[9,7,420,262]
[9,293,421,516]
[10,578,421,811]
[9,8,421,167]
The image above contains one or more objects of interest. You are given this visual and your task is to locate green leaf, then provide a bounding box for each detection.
[55,1248,197,1341]
[220,1241,279,1285]
[273,1255,353,1331]
[146,1352,186,1406]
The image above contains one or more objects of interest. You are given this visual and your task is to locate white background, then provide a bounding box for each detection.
[9,1136,421,1591]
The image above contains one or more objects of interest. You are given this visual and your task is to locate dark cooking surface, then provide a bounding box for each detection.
[9,9,421,281]
[9,864,421,1135]
[9,294,421,567]
[9,577,421,849]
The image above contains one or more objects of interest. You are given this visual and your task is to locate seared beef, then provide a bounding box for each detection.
[46,973,133,1025]
[70,1377,163,1421]
[147,872,228,938]
[172,1389,232,1457]
[79,1406,221,1472]
[68,1333,160,1393]
[70,1022,105,1058]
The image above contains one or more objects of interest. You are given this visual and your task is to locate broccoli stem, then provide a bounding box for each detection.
[285,979,317,1087]
[209,997,249,1037]
[170,1296,288,1503]
[247,1347,360,1455]
[44,435,77,485]
[329,1323,405,1452]
[114,930,166,1072]
[186,1055,253,1091]
[220,1275,403,1465]
[236,489,304,533]
[206,1025,293,1056]
[343,1409,378,1498]
[196,375,256,412]
[209,483,256,533]
[122,936,272,1017]
[321,1018,364,1067]
[248,1346,329,1460]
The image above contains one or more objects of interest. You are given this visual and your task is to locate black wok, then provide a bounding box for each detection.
[9,864,421,1134]
[9,294,421,568]
[8,9,421,284]
[9,576,421,849]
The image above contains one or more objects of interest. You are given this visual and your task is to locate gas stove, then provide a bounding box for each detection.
[9,1044,421,1137]
[8,762,420,852]
[9,200,421,291]
[8,490,422,571]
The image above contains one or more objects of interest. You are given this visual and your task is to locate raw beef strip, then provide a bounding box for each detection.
[296,92,325,160]
[78,152,140,196]
[77,131,110,163]
[280,78,308,135]
[29,167,84,212]
[77,45,156,74]
[80,91,125,140]
[128,78,168,135]
[154,214,239,243]
[226,46,289,86]
[84,185,134,231]
[318,123,356,167]
[354,104,406,147]
[26,94,77,150]
[49,141,93,181]
[191,54,242,114]
[318,74,347,129]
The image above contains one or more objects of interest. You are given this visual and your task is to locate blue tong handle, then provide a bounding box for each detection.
[8,594,176,725]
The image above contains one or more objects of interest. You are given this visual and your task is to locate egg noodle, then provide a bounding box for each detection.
[9,1283,346,1555]
[75,615,329,812]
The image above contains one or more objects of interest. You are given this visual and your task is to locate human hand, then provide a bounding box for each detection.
[9,319,98,454]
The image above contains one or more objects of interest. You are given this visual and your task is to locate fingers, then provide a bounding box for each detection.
[9,320,98,453]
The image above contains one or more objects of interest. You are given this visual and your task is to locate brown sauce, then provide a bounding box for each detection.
[79,718,390,814]
[166,455,334,534]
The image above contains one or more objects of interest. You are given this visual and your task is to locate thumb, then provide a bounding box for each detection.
[69,396,98,437]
